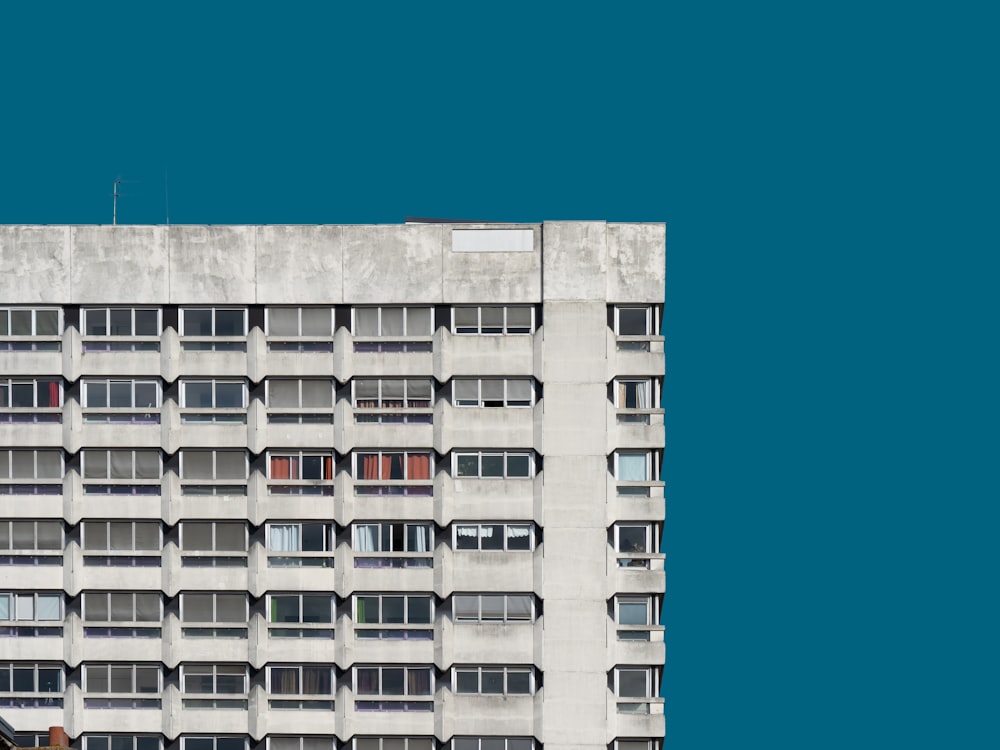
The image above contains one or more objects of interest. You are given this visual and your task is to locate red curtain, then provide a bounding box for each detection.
[407,453,430,480]
[363,454,380,480]
[324,456,333,480]
[271,456,291,479]
[381,455,392,479]
[48,382,60,407]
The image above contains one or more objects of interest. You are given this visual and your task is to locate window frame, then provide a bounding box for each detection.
[451,377,534,408]
[0,377,63,412]
[179,379,248,412]
[265,307,335,352]
[266,664,335,708]
[352,664,435,700]
[0,307,62,338]
[0,449,64,495]
[614,523,659,555]
[613,305,659,337]
[179,307,248,337]
[350,740,434,750]
[452,306,535,335]
[351,307,433,338]
[81,450,162,495]
[83,662,161,695]
[451,594,535,624]
[179,592,249,637]
[353,593,434,640]
[613,665,660,712]
[83,735,163,750]
[452,665,535,696]
[613,450,655,483]
[267,451,335,494]
[180,738,247,750]
[0,592,63,622]
[452,450,534,479]
[82,591,162,625]
[266,522,335,568]
[81,520,162,564]
[0,662,64,699]
[81,378,161,423]
[453,523,534,552]
[267,593,335,637]
[179,449,249,494]
[612,378,658,410]
[180,663,249,708]
[450,739,538,750]
[353,522,435,553]
[179,521,248,567]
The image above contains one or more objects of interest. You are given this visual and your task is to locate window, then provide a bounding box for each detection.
[353,307,432,352]
[353,665,433,711]
[353,523,433,568]
[352,740,434,750]
[614,523,658,568]
[180,379,247,423]
[181,664,248,709]
[180,450,248,495]
[614,378,657,424]
[181,738,246,750]
[0,449,63,495]
[265,379,335,423]
[268,452,334,495]
[353,378,433,424]
[614,666,659,713]
[453,666,533,696]
[354,451,433,495]
[454,523,533,552]
[269,738,336,750]
[180,522,247,567]
[269,594,334,638]
[0,592,62,637]
[266,307,334,351]
[82,521,161,567]
[82,308,160,351]
[17,735,55,749]
[452,378,533,408]
[82,379,160,423]
[453,306,534,335]
[614,450,658,496]
[0,378,62,423]
[267,665,334,709]
[451,740,536,750]
[180,593,248,638]
[83,663,160,708]
[613,742,661,750]
[0,520,63,566]
[180,308,247,351]
[354,594,433,640]
[453,451,533,479]
[615,596,658,641]
[84,736,162,750]
[83,592,161,638]
[267,522,334,567]
[82,450,161,495]
[0,663,63,707]
[614,305,658,351]
[0,307,61,351]
[452,594,534,623]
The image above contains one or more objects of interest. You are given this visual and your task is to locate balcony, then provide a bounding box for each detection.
[77,559,162,591]
[0,412,62,447]
[435,402,537,454]
[79,341,161,376]
[609,550,666,596]
[435,329,536,381]
[345,554,434,593]
[436,617,536,667]
[608,332,665,378]
[176,339,249,377]
[607,692,665,739]
[608,404,665,452]
[608,622,666,668]
[440,691,537,739]
[343,697,434,738]
[348,338,434,378]
[444,549,537,597]
[436,473,538,527]
[79,414,162,448]
[606,479,666,524]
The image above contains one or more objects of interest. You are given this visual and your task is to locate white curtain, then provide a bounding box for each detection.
[355,524,376,552]
[636,381,650,409]
[507,526,530,540]
[618,453,648,481]
[0,595,9,620]
[270,525,298,552]
[37,595,61,621]
[410,525,429,552]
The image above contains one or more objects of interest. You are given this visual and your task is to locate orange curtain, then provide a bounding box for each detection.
[271,456,291,479]
[324,456,333,480]
[363,455,379,479]
[407,453,430,480]
[381,455,392,480]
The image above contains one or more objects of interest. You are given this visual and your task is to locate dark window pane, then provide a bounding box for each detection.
[382,596,404,624]
[184,309,213,336]
[134,310,159,336]
[85,309,108,336]
[619,307,649,335]
[109,309,132,336]
[481,454,504,477]
[381,667,404,695]
[36,309,59,335]
[408,596,431,623]
[215,310,244,336]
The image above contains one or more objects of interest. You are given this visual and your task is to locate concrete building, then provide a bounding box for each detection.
[0,222,665,750]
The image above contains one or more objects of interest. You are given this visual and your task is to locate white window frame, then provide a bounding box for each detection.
[351,740,434,750]
[452,594,535,623]
[613,451,654,482]
[179,450,249,480]
[83,736,163,750]
[452,666,535,696]
[353,593,434,627]
[352,665,435,697]
[614,305,659,336]
[612,378,658,409]
[0,519,63,553]
[614,595,656,628]
[614,523,658,554]
[613,741,661,750]
[352,307,433,337]
[82,307,161,337]
[450,740,538,750]
[265,378,336,409]
[180,379,248,409]
[267,522,334,554]
[83,663,161,694]
[268,739,337,750]
[0,592,62,622]
[82,592,162,624]
[179,307,247,337]
[353,451,434,481]
[82,378,161,409]
[0,378,63,409]
[267,451,335,481]
[452,305,535,335]
[179,521,248,554]
[180,738,246,750]
[265,307,335,337]
[268,593,335,626]
[266,665,335,697]
[0,449,64,480]
[452,378,534,408]
[452,451,534,479]
[352,522,434,553]
[614,666,658,699]
[0,307,62,336]
[352,378,434,409]
[180,664,248,696]
[453,523,534,552]
[179,592,248,625]
[0,662,63,693]
[82,450,162,482]
[82,520,161,553]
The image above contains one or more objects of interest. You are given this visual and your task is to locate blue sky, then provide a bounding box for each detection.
[1,2,997,747]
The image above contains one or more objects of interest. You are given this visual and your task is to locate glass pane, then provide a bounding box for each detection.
[184,309,213,336]
[481,740,505,750]
[507,670,531,694]
[455,670,478,693]
[134,382,158,408]
[453,595,478,620]
[618,526,648,553]
[83,451,107,479]
[215,382,245,408]
[110,522,132,550]
[110,593,133,621]
[618,453,648,481]
[36,309,59,335]
[269,380,299,407]
[134,451,160,479]
[355,308,378,335]
[302,524,327,552]
[481,379,503,401]
[12,521,35,548]
[409,378,432,399]
[301,307,331,336]
[454,307,478,329]
[481,595,504,621]
[135,309,159,335]
[480,306,503,329]
[85,309,108,335]
[480,524,504,550]
[85,522,108,550]
[618,307,649,335]
[184,594,214,622]
[269,308,299,336]
[355,741,379,750]
[507,741,533,750]
[109,450,134,478]
[12,667,34,691]
[215,594,246,621]
[381,307,404,336]
[619,601,649,625]
[455,525,478,550]
[181,451,212,479]
[507,379,531,402]
[481,669,504,694]
[87,665,109,692]
[355,667,379,694]
[407,307,431,335]
[269,739,298,750]
[35,451,62,479]
[215,309,244,336]
[382,741,405,750]
[215,523,245,552]
[455,454,479,477]
[217,739,244,750]
[10,310,32,334]
[110,665,133,692]
[136,667,159,692]
[271,667,298,694]
[382,596,404,624]
[507,525,532,551]
[382,380,404,400]
[272,596,299,623]
[85,595,109,621]
[506,595,532,620]
[301,379,332,407]
[408,596,432,623]
[381,667,404,695]
[301,594,330,623]
[215,451,246,479]
[453,741,477,750]
[134,594,160,621]
[85,381,108,408]
[15,594,34,620]
[454,380,478,403]
[354,379,378,401]
[11,383,33,407]
[481,454,504,477]
[618,669,648,697]
[302,455,323,479]
[36,521,62,549]
[506,454,530,477]
[185,382,214,408]
[183,523,213,551]
[10,450,34,478]
[136,738,159,750]
[356,596,379,624]
[507,306,532,329]
[109,309,132,336]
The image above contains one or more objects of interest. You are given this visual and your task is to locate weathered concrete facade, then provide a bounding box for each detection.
[0,222,665,750]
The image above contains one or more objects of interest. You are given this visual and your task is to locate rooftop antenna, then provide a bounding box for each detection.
[112,177,137,225]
